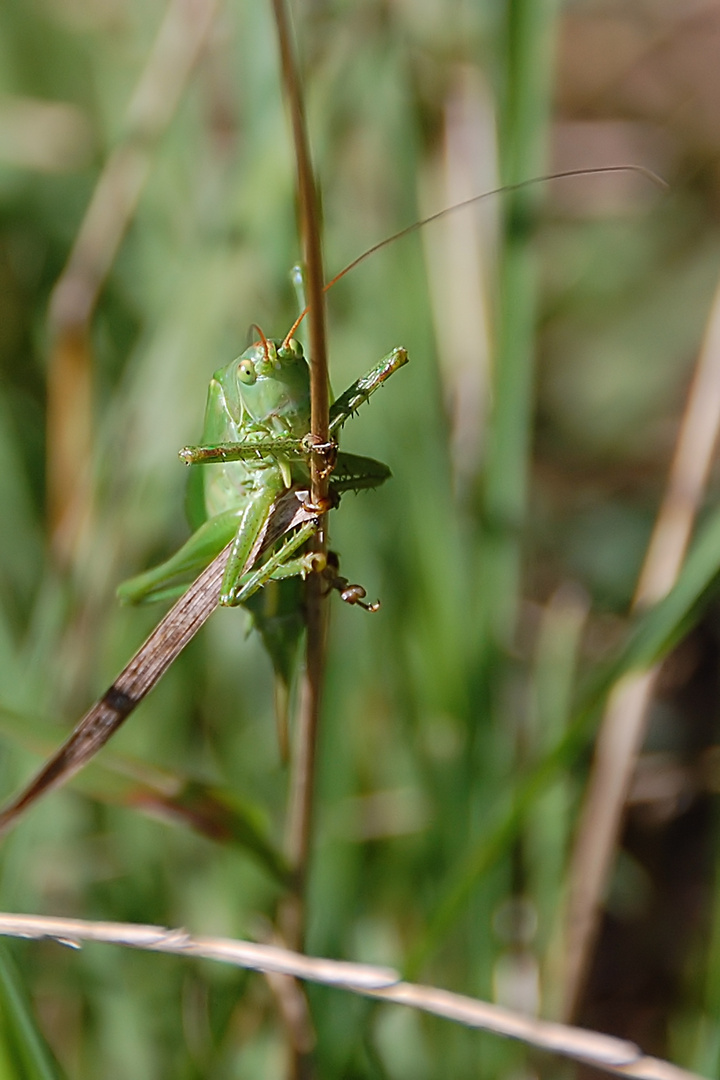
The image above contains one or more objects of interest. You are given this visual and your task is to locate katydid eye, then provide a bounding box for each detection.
[238,359,257,385]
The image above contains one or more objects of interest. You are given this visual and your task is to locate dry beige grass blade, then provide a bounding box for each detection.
[560,272,720,1020]
[0,912,704,1080]
[47,0,219,565]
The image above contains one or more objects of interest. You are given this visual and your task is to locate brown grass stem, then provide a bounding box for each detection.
[269,3,330,1073]
[270,0,329,908]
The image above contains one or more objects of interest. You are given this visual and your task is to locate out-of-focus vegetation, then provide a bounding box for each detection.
[2,0,720,1076]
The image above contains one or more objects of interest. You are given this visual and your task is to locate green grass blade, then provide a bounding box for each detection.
[0,944,67,1080]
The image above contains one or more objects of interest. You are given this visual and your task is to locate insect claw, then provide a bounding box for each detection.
[346,592,380,612]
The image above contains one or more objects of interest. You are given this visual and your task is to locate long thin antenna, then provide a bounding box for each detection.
[282,164,667,343]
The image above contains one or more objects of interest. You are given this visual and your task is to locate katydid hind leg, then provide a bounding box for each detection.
[117,507,245,605]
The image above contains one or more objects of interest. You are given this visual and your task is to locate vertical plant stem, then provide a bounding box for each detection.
[270,5,329,1074]
[270,0,329,936]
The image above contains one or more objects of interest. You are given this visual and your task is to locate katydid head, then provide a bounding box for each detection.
[219,336,310,436]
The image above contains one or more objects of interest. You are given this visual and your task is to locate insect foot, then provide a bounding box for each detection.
[322,552,380,613]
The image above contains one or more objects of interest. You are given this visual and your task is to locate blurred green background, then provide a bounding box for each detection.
[2,0,720,1076]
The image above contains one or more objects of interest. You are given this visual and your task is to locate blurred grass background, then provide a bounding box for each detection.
[2,0,720,1076]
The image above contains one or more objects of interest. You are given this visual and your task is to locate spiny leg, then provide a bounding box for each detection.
[179,434,307,467]
[227,519,321,607]
[329,347,409,436]
[219,479,285,606]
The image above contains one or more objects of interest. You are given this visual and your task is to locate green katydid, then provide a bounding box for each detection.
[117,327,408,697]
